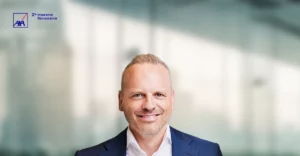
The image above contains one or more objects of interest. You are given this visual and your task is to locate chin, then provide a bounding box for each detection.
[140,128,159,136]
[137,124,164,135]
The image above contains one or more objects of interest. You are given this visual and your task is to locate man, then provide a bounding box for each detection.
[75,54,223,156]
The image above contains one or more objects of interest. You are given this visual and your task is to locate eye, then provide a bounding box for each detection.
[133,94,141,97]
[156,93,163,97]
[132,93,143,98]
[155,93,164,97]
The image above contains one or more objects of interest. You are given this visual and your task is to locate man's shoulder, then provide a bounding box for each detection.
[74,129,127,156]
[171,127,222,155]
[170,127,221,150]
[74,139,112,156]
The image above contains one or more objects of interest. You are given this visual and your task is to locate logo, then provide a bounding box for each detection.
[13,13,28,28]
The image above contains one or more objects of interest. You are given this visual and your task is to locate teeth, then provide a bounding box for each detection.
[141,115,155,118]
[138,115,157,119]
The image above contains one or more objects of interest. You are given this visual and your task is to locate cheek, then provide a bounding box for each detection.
[157,100,173,112]
[123,101,140,114]
[123,105,133,113]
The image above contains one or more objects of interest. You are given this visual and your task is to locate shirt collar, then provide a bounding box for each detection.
[126,124,172,148]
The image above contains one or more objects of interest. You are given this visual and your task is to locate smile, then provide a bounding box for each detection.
[136,114,160,122]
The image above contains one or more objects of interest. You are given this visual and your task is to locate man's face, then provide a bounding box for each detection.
[119,63,174,136]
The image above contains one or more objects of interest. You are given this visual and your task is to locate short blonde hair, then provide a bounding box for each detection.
[121,53,170,90]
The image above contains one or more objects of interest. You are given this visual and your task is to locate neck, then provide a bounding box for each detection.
[130,125,168,156]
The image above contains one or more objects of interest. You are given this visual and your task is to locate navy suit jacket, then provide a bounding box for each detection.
[75,127,223,156]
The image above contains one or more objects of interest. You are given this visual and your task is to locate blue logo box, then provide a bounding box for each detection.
[13,13,28,28]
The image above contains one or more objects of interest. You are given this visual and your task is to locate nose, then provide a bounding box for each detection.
[142,96,155,111]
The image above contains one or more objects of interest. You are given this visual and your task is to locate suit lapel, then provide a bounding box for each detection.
[102,128,127,156]
[171,127,199,156]
[102,127,199,156]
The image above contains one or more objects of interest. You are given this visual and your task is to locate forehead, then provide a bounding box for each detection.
[123,63,171,90]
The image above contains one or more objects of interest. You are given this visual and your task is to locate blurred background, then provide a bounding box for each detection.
[0,0,300,155]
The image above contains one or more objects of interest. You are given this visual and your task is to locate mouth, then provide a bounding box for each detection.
[137,114,160,117]
[136,114,161,122]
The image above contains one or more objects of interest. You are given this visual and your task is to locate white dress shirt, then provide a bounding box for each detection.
[126,125,172,156]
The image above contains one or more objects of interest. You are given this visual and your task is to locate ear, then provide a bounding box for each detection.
[118,90,124,111]
[171,90,175,110]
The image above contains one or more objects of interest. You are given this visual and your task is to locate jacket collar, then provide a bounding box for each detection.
[102,126,197,156]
